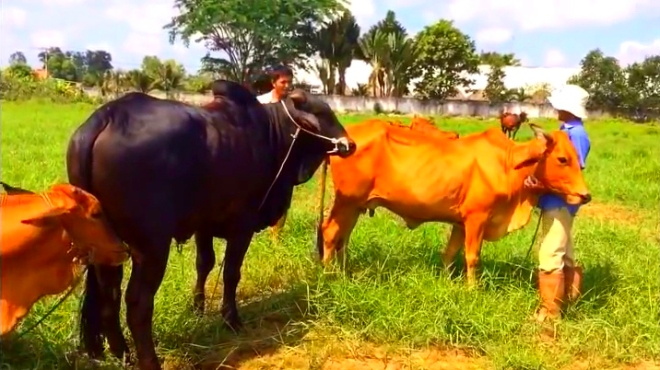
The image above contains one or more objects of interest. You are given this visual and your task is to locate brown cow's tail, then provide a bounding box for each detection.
[316,158,329,260]
[66,106,112,358]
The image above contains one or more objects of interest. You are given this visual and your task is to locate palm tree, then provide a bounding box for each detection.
[126,70,156,93]
[155,61,184,99]
[386,32,416,97]
[358,30,388,97]
[314,11,361,95]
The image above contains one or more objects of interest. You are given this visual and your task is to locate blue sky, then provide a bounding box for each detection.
[2,0,659,73]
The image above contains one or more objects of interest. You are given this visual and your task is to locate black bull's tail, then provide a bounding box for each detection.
[66,110,112,357]
[316,158,328,260]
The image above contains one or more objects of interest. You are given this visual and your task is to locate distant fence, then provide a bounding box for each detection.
[88,90,607,119]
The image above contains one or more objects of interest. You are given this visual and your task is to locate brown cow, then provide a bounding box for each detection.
[269,117,459,241]
[500,110,528,140]
[318,122,591,286]
[1,183,129,336]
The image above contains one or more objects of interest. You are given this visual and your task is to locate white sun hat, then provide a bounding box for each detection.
[547,84,590,119]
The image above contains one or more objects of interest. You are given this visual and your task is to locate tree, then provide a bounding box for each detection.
[4,63,34,79]
[9,51,27,65]
[484,64,509,103]
[139,56,185,97]
[411,20,479,100]
[624,55,660,118]
[314,11,361,95]
[480,51,521,67]
[166,0,346,84]
[126,70,156,93]
[356,10,415,97]
[82,50,114,86]
[567,49,629,113]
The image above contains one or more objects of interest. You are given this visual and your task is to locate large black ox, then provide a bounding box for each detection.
[66,80,356,370]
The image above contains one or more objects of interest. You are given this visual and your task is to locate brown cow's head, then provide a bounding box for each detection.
[20,184,129,266]
[512,124,591,205]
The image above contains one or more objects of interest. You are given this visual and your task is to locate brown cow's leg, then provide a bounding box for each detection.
[321,200,360,265]
[125,240,171,370]
[441,225,465,270]
[221,231,254,331]
[462,216,487,287]
[270,209,288,243]
[193,231,215,314]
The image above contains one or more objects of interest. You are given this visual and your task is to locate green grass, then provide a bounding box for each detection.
[2,101,659,370]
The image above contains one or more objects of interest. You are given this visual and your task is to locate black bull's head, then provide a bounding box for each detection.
[281,89,356,158]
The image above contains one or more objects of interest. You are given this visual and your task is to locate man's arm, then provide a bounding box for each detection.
[570,129,591,169]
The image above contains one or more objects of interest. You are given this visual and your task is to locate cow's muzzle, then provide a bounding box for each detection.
[335,137,356,158]
[567,192,592,205]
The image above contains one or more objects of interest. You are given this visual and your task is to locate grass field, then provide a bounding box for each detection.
[2,101,659,370]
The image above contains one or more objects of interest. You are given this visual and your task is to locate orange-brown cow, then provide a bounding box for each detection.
[269,118,459,241]
[318,122,591,285]
[0,184,129,336]
[500,110,528,140]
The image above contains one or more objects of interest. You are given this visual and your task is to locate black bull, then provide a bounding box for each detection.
[66,80,356,370]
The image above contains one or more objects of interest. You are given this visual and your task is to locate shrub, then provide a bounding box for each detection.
[0,70,99,104]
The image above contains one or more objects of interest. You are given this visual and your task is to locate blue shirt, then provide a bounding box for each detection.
[537,120,591,216]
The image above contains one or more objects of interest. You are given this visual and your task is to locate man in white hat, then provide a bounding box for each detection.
[525,84,592,323]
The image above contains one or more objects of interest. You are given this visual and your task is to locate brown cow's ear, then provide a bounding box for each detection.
[21,207,68,227]
[512,142,546,169]
[529,123,554,145]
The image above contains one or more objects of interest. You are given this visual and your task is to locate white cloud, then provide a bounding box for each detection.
[1,6,27,29]
[443,0,658,31]
[543,49,567,67]
[475,27,512,45]
[30,30,67,49]
[617,39,660,65]
[348,0,376,27]
[41,0,86,5]
[86,42,115,55]
[123,32,163,57]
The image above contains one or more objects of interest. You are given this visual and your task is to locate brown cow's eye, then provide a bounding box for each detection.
[558,157,568,165]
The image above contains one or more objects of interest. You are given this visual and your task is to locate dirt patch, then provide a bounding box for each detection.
[199,339,490,370]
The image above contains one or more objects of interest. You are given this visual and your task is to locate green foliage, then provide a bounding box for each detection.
[166,0,347,83]
[569,49,660,120]
[357,11,415,97]
[4,63,34,79]
[0,71,96,103]
[9,51,27,65]
[411,20,479,100]
[483,65,509,104]
[479,51,521,67]
[315,10,361,95]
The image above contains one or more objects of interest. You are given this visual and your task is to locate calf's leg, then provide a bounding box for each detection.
[193,231,215,314]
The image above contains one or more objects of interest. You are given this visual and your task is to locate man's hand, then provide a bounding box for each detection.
[524,175,542,190]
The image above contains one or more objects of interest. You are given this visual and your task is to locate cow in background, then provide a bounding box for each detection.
[500,109,528,139]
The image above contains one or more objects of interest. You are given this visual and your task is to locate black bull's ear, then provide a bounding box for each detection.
[285,90,321,131]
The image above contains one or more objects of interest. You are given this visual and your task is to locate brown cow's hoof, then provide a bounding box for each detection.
[222,310,243,333]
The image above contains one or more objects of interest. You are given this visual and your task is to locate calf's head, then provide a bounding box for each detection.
[20,184,129,265]
[512,124,591,205]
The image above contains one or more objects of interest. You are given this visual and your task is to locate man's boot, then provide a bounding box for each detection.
[534,270,566,322]
[564,265,583,302]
